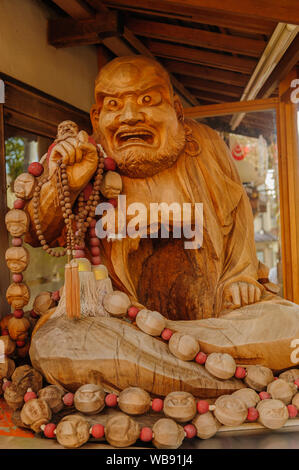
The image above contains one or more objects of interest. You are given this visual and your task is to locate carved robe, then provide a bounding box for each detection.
[25,120,260,320]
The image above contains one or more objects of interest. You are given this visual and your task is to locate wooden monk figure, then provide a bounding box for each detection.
[28,56,299,395]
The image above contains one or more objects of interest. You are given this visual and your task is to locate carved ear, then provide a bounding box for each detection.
[90,104,99,132]
[173,94,184,123]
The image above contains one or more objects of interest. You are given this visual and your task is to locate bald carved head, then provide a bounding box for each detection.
[91,56,185,178]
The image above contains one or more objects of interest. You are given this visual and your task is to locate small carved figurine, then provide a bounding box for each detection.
[163,391,197,423]
[192,411,221,439]
[257,399,289,429]
[5,246,30,273]
[244,365,274,392]
[74,384,105,415]
[205,352,236,380]
[214,395,248,426]
[136,309,166,336]
[6,283,30,310]
[56,415,90,449]
[14,173,35,200]
[5,209,29,238]
[118,387,151,415]
[168,332,200,361]
[38,385,65,413]
[20,398,52,432]
[267,379,297,405]
[105,412,140,447]
[152,418,185,449]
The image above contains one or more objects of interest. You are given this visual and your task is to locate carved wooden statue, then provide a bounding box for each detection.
[25,56,299,396]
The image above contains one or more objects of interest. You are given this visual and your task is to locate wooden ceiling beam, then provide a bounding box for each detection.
[148,40,257,74]
[126,17,266,58]
[103,1,276,35]
[177,76,243,98]
[48,12,119,47]
[189,89,235,103]
[51,0,94,19]
[163,60,250,86]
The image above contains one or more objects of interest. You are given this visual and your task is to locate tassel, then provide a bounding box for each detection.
[71,261,81,319]
[65,262,81,320]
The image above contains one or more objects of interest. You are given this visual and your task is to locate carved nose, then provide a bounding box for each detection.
[119,100,144,125]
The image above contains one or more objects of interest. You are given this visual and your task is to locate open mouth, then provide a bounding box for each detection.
[115,128,156,148]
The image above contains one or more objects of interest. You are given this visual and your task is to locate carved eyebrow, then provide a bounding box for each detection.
[99,85,166,100]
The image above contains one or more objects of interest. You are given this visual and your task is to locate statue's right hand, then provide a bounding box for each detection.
[49,131,98,192]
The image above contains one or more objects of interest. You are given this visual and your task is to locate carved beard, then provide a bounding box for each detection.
[96,123,186,178]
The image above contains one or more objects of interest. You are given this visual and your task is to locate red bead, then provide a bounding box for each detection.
[14,199,25,210]
[12,238,23,248]
[16,340,26,348]
[235,367,247,379]
[161,328,173,341]
[1,329,9,336]
[89,237,100,247]
[104,158,116,171]
[28,162,44,177]
[51,290,60,302]
[105,393,118,407]
[91,246,100,256]
[127,306,140,320]
[12,274,23,283]
[288,404,298,418]
[44,423,56,438]
[89,228,96,238]
[74,249,86,258]
[140,427,153,442]
[91,256,101,266]
[294,379,299,388]
[274,377,278,380]
[259,391,271,400]
[13,309,24,318]
[152,398,164,412]
[195,352,207,365]
[83,183,93,201]
[30,309,39,319]
[197,400,209,414]
[184,424,197,439]
[2,380,12,392]
[89,219,97,228]
[63,393,74,406]
[24,390,37,402]
[108,198,117,208]
[91,424,105,439]
[75,243,85,250]
[247,407,259,422]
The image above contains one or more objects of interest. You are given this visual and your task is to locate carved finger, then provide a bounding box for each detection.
[254,286,262,302]
[248,284,255,303]
[53,144,69,165]
[230,284,241,307]
[75,145,83,164]
[77,130,89,143]
[239,282,249,305]
[60,141,75,165]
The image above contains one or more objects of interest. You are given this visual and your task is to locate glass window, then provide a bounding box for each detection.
[5,125,66,309]
[200,109,282,293]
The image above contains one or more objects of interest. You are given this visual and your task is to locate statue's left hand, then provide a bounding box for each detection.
[223,282,262,308]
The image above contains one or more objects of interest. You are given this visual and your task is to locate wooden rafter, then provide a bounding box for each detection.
[50,0,93,18]
[147,40,257,74]
[126,17,267,58]
[177,76,243,98]
[104,0,276,35]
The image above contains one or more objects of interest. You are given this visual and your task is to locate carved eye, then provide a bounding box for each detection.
[142,95,151,104]
[109,99,117,107]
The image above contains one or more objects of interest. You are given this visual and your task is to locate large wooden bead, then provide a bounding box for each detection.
[232,388,260,408]
[163,391,197,423]
[136,309,166,336]
[279,369,299,383]
[0,314,13,332]
[4,383,24,410]
[244,365,274,391]
[0,357,15,380]
[6,283,30,310]
[105,413,140,447]
[214,395,248,426]
[56,415,90,449]
[103,291,131,317]
[74,384,105,415]
[0,335,16,356]
[152,418,185,449]
[21,398,51,433]
[5,209,29,238]
[7,316,30,341]
[118,387,151,415]
[267,379,297,405]
[292,393,299,409]
[12,365,43,393]
[5,246,30,273]
[100,171,122,199]
[257,399,289,429]
[192,411,221,439]
[205,353,236,380]
[14,173,35,199]
[168,332,199,361]
[38,385,64,413]
[33,292,56,316]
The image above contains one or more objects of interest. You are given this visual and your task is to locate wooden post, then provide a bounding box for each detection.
[0,103,11,317]
[276,68,299,302]
[97,44,112,72]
